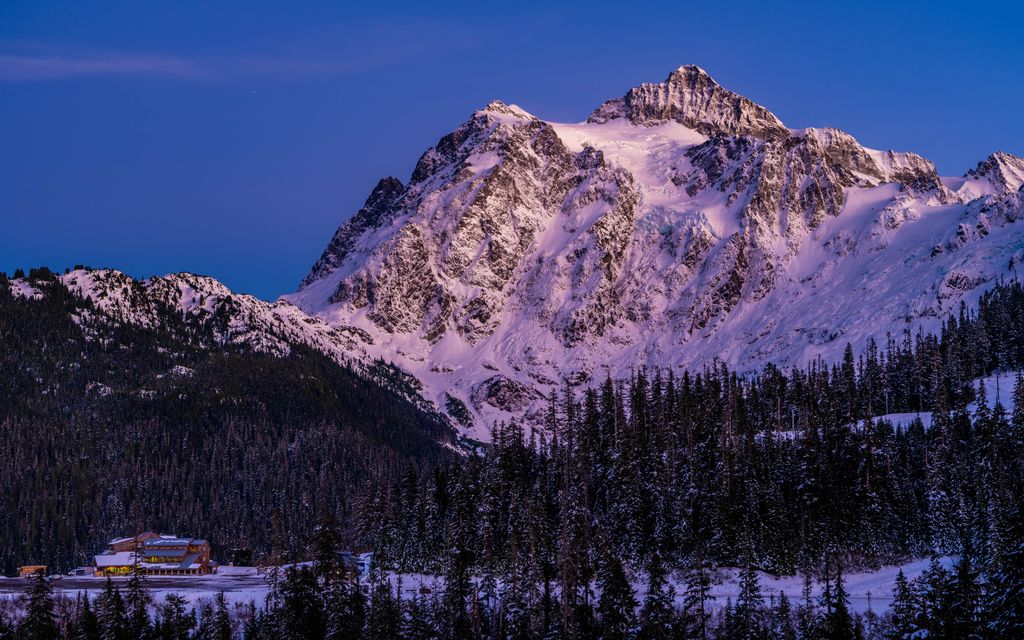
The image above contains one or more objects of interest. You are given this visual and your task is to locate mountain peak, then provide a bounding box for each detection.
[587,65,788,139]
[671,63,712,78]
[300,176,406,289]
[479,100,533,120]
[966,151,1024,194]
[291,65,1024,434]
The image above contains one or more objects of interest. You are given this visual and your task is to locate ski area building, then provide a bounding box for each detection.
[94,533,217,576]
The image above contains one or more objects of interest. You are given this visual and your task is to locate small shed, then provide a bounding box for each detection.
[18,565,46,578]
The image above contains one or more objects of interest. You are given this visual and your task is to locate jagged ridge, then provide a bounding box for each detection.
[280,66,1024,437]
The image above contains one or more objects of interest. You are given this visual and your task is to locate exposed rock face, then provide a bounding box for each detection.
[588,65,788,139]
[302,177,405,288]
[289,66,1024,437]
[966,151,1024,195]
[675,126,951,320]
[471,375,542,414]
[293,101,640,349]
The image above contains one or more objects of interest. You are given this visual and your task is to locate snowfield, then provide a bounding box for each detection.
[0,566,268,609]
[0,558,953,615]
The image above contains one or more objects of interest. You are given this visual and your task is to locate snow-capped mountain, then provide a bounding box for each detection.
[54,268,367,361]
[288,65,1024,436]
[8,268,440,416]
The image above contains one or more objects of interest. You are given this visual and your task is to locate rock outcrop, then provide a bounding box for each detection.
[289,66,1024,437]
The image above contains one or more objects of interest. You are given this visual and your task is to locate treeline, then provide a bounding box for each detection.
[0,269,456,573]
[347,281,1024,636]
[2,518,1022,639]
[361,288,1024,575]
[4,270,1024,635]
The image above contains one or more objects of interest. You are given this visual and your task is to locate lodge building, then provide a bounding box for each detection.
[94,532,218,576]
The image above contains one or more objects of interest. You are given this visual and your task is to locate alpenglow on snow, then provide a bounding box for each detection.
[287,65,1024,435]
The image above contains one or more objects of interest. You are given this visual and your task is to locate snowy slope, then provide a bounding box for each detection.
[54,268,370,361]
[866,371,1020,431]
[289,65,1024,437]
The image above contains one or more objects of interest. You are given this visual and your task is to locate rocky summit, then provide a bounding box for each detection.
[285,66,1017,436]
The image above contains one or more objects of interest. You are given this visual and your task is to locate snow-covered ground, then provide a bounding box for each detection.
[0,566,268,609]
[698,557,952,614]
[0,558,949,614]
[389,557,952,615]
[868,371,1018,430]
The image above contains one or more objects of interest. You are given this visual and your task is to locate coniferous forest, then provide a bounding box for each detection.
[2,513,1023,639]
[0,269,457,574]
[2,271,1024,637]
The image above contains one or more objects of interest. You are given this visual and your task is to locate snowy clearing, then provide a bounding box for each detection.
[1,559,938,615]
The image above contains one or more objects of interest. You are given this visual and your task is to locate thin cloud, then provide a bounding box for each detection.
[0,51,201,81]
[0,50,396,82]
[0,18,487,83]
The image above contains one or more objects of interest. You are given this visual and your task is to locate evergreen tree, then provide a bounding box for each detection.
[798,570,817,640]
[917,558,952,639]
[596,552,637,640]
[682,557,714,640]
[124,570,152,640]
[988,510,1024,637]
[18,571,57,640]
[496,545,533,640]
[212,592,233,640]
[821,564,855,640]
[366,576,401,640]
[441,477,476,640]
[772,592,796,640]
[887,570,915,640]
[467,586,488,640]
[79,594,101,640]
[156,593,195,640]
[400,594,437,640]
[240,606,261,640]
[1009,371,1024,443]
[97,578,127,640]
[324,574,367,640]
[310,514,344,583]
[637,553,676,640]
[948,552,983,639]
[193,601,215,640]
[275,566,325,640]
[732,562,765,640]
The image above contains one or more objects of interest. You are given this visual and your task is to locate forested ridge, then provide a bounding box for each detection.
[341,280,1024,638]
[2,269,1024,637]
[364,279,1024,573]
[3,516,1022,639]
[0,268,456,574]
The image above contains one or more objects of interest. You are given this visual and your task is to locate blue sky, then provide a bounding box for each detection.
[2,0,1022,299]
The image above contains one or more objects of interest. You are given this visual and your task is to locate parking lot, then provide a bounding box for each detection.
[0,567,271,606]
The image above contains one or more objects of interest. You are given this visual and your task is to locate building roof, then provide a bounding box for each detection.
[96,550,206,571]
[95,551,138,567]
[106,532,158,547]
[143,548,187,559]
[144,538,192,547]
